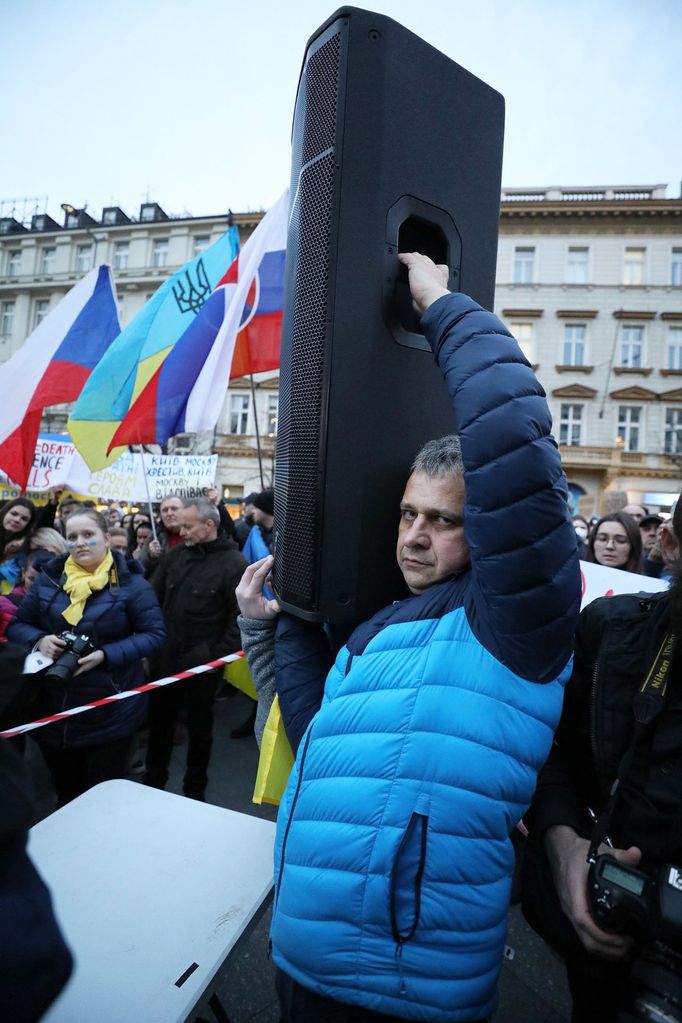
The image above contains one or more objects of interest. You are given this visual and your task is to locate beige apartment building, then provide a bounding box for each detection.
[496,184,682,516]
[1,185,681,509]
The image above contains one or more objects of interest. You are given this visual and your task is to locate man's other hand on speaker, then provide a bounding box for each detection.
[398,251,450,314]
[236,555,281,620]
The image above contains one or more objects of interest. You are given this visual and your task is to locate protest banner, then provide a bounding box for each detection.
[579,559,668,608]
[0,434,217,503]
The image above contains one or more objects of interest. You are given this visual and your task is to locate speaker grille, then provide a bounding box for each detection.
[302,33,340,165]
[274,31,341,609]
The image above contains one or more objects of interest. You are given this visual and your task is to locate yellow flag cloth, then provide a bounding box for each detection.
[62,550,114,626]
[252,695,294,806]
[224,657,258,701]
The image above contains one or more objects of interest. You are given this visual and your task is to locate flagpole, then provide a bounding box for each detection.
[137,446,159,543]
[249,373,265,489]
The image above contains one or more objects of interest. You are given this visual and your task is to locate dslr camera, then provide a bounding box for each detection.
[44,631,96,683]
[589,853,682,1022]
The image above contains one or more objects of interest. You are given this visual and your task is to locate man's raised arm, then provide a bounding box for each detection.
[400,252,581,684]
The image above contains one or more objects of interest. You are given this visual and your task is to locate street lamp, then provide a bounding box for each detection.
[61,202,102,269]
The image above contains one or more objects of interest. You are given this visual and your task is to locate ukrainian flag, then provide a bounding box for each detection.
[68,226,240,470]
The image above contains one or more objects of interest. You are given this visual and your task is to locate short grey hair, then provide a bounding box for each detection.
[411,434,464,477]
[183,497,220,527]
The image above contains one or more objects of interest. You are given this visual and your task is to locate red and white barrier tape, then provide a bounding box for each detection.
[0,652,244,740]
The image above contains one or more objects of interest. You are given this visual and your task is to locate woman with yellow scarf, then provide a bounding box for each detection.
[9,509,166,806]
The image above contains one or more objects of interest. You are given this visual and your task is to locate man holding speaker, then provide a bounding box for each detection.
[238,253,580,1022]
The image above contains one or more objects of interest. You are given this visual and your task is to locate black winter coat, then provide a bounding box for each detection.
[0,641,73,1022]
[527,589,682,867]
[151,534,246,676]
[8,551,165,748]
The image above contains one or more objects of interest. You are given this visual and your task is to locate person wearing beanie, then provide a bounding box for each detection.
[233,489,275,738]
[243,489,274,562]
[234,492,258,550]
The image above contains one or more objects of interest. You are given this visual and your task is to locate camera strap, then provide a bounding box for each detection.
[587,629,677,863]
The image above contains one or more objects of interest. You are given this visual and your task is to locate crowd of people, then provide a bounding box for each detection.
[574,504,675,579]
[2,252,681,1023]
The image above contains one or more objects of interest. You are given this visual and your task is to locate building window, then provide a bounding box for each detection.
[620,325,643,368]
[623,247,645,286]
[193,235,210,258]
[114,242,129,270]
[665,409,682,454]
[33,299,49,328]
[511,322,533,362]
[6,250,21,275]
[618,405,641,452]
[75,244,93,272]
[229,394,249,434]
[152,239,168,268]
[672,249,682,287]
[563,324,586,366]
[266,394,279,434]
[559,403,583,446]
[0,300,15,336]
[40,247,56,274]
[513,246,535,284]
[668,327,682,370]
[566,246,589,284]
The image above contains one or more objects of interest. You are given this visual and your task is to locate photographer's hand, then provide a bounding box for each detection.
[37,634,68,659]
[236,556,281,620]
[74,650,106,676]
[545,825,642,961]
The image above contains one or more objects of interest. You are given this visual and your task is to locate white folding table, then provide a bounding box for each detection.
[28,780,277,1023]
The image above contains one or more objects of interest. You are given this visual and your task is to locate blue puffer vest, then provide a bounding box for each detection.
[270,292,581,1021]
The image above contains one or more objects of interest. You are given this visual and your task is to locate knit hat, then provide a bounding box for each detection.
[252,489,274,517]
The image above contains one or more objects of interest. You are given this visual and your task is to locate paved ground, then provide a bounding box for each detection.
[26,687,572,1023]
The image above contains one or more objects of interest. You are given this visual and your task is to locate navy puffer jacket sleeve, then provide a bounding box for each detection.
[422,293,581,683]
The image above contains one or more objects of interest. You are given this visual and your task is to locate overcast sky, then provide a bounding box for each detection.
[2,0,681,223]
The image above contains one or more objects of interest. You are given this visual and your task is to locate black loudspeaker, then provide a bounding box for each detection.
[273,6,504,626]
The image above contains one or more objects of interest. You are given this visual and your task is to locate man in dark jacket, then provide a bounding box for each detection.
[522,499,682,1022]
[143,498,247,800]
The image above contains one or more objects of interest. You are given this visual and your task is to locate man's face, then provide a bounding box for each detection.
[396,471,469,594]
[109,534,129,553]
[160,498,183,532]
[243,502,255,525]
[59,502,79,523]
[179,506,214,547]
[107,508,122,527]
[623,504,647,524]
[206,486,219,504]
[640,522,659,554]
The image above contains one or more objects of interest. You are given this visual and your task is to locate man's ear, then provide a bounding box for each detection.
[660,523,679,564]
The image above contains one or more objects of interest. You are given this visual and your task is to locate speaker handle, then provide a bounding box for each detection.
[384,196,462,351]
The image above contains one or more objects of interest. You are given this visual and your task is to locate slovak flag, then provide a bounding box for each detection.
[107,189,288,449]
[0,266,120,491]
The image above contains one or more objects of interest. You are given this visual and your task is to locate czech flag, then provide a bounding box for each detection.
[0,266,120,491]
[106,189,288,450]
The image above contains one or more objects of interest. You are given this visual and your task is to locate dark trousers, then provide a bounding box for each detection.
[275,968,490,1023]
[39,735,135,807]
[143,670,219,798]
